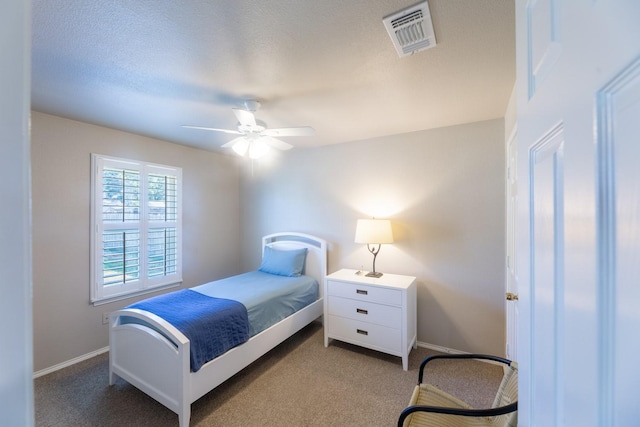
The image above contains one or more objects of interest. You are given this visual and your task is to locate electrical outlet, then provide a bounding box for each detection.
[102,312,110,325]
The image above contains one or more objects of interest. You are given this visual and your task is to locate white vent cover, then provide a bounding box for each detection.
[383,1,436,57]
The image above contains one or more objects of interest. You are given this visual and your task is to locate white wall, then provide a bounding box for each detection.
[30,112,243,372]
[240,119,507,355]
[0,0,33,424]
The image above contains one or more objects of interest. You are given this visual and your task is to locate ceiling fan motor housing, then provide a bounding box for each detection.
[242,100,261,112]
[238,120,266,134]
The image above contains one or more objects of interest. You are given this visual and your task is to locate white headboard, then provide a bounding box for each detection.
[262,232,327,297]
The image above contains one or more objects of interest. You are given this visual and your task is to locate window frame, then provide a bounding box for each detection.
[90,154,182,305]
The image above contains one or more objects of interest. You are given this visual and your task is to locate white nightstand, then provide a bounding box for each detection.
[323,268,417,370]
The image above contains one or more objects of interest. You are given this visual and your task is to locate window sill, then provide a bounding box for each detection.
[91,281,182,306]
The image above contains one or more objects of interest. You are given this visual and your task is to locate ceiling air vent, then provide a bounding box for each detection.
[383,1,436,58]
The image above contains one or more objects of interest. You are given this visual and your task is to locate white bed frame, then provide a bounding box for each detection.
[109,232,327,427]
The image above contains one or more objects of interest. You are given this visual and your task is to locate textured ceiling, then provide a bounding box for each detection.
[31,0,515,153]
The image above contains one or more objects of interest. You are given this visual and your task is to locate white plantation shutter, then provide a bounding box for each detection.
[91,154,182,304]
[102,229,140,286]
[146,167,179,281]
[148,227,177,277]
[101,165,141,289]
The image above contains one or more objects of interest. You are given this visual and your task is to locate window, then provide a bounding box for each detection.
[90,154,182,304]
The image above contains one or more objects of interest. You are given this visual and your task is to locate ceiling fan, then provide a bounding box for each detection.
[182,100,315,159]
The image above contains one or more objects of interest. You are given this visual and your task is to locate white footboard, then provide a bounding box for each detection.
[109,308,192,427]
[109,300,323,427]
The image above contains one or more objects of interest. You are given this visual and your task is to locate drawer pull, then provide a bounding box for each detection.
[356,329,369,336]
[356,308,368,315]
[356,289,368,295]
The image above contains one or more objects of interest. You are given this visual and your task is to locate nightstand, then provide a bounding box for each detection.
[323,268,417,370]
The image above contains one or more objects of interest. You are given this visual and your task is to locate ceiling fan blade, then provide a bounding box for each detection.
[220,136,247,148]
[232,108,256,127]
[182,125,241,135]
[261,135,293,151]
[261,126,315,137]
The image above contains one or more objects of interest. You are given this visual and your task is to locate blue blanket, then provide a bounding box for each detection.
[128,289,249,372]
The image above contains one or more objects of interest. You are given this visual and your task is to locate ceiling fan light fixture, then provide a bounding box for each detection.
[229,136,271,159]
[232,138,249,156]
[248,138,270,159]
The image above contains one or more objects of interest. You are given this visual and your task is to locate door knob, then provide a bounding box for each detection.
[506,292,519,301]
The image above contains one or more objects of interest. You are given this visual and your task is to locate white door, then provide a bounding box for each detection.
[516,1,640,426]
[505,128,518,361]
[1,0,33,425]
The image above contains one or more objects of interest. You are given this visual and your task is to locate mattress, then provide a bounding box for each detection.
[192,270,319,336]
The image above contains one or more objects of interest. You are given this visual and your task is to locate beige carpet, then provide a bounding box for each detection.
[35,321,503,426]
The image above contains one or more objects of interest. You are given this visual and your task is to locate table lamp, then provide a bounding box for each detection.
[354,218,394,277]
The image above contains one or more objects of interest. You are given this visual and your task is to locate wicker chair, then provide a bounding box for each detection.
[398,354,518,427]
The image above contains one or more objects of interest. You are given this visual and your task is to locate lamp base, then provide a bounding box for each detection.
[365,271,383,278]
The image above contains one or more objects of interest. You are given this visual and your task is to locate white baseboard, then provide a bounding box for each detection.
[33,346,109,379]
[416,341,509,367]
[33,340,500,379]
[416,340,468,355]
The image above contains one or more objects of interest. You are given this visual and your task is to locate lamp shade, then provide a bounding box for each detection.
[354,219,394,244]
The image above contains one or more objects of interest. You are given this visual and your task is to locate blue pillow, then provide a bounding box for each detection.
[259,246,308,277]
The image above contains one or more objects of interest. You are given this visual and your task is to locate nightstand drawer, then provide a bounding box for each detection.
[327,315,401,353]
[327,280,402,306]
[327,295,401,328]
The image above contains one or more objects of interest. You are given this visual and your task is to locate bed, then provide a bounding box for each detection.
[108,232,327,427]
